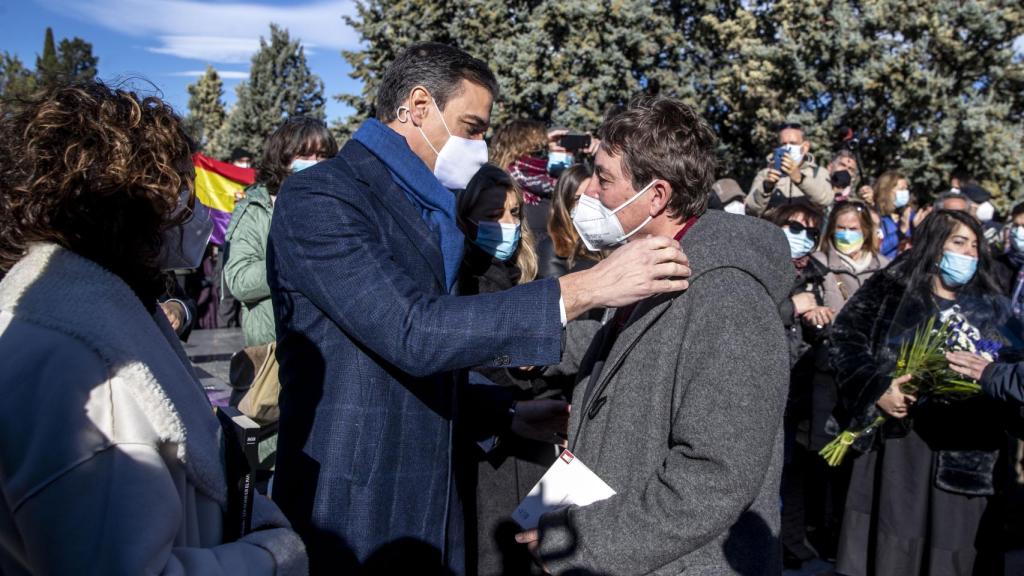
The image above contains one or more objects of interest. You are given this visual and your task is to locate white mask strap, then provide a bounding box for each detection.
[611,180,658,215]
[431,98,453,138]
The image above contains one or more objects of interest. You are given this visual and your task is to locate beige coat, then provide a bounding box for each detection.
[0,243,306,575]
[812,248,890,312]
[745,154,833,215]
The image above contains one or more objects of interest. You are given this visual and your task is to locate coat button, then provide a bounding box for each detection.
[495,355,510,367]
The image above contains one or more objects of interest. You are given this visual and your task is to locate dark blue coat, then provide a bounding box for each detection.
[266,140,563,574]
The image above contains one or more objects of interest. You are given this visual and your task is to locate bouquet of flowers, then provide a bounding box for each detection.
[819,310,999,467]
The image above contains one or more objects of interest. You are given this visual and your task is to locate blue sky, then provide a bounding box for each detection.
[0,0,363,122]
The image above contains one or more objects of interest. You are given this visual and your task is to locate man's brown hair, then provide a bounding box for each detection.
[599,94,718,219]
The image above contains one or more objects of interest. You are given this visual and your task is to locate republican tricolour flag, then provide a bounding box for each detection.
[193,153,256,246]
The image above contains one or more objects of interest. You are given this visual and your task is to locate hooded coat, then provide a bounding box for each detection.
[537,210,793,575]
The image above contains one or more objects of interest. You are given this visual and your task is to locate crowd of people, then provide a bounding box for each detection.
[1,40,1024,576]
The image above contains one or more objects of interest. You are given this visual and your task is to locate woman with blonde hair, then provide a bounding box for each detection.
[0,82,305,574]
[874,170,930,259]
[455,164,570,576]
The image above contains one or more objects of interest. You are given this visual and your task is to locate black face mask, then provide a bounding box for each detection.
[157,188,214,271]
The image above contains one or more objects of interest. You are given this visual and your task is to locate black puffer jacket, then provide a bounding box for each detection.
[829,255,1024,495]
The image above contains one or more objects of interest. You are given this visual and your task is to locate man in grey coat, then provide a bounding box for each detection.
[517,95,793,575]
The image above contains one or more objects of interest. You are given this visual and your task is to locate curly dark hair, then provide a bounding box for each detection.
[0,81,195,307]
[257,116,338,195]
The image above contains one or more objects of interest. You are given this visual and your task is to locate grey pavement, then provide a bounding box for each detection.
[184,327,243,406]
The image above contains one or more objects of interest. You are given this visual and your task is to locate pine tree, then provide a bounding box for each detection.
[186,66,228,150]
[33,28,98,89]
[56,37,98,84]
[333,0,458,140]
[35,27,60,88]
[211,24,326,159]
[339,0,1024,200]
[0,52,37,101]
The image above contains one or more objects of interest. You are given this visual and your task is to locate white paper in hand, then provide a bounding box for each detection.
[512,449,615,530]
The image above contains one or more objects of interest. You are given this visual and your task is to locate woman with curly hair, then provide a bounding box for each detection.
[0,82,306,574]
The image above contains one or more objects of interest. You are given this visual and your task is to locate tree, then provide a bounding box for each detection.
[35,27,61,88]
[56,37,98,84]
[186,66,228,150]
[339,0,1024,201]
[333,0,458,140]
[34,27,98,89]
[0,52,37,101]
[210,24,326,159]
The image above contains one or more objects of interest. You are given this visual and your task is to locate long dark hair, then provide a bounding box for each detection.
[258,116,338,195]
[896,209,1000,296]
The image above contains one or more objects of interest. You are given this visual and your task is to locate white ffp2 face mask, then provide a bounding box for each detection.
[571,180,656,251]
[415,99,488,190]
[975,201,994,223]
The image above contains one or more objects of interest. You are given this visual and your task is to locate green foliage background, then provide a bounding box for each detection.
[336,0,1024,201]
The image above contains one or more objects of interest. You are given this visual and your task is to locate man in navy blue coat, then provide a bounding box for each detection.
[267,42,691,575]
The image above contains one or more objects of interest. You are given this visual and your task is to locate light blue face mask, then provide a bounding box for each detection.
[1012,226,1024,253]
[547,151,573,175]
[291,158,319,173]
[784,228,816,259]
[894,188,910,208]
[939,250,977,287]
[474,221,521,261]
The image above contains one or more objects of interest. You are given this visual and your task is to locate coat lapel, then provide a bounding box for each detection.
[579,293,677,420]
[346,144,448,290]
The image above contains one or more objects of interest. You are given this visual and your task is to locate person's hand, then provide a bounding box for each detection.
[781,154,803,183]
[791,292,817,316]
[511,399,570,446]
[584,135,601,156]
[802,306,835,328]
[547,129,568,153]
[858,185,875,205]
[946,351,992,382]
[559,236,690,320]
[912,206,933,228]
[160,300,185,331]
[765,168,783,185]
[876,375,917,418]
[515,529,550,573]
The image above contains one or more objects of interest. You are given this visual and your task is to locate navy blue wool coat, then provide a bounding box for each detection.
[266,140,563,574]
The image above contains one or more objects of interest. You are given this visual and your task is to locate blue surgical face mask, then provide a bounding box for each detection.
[939,250,978,287]
[473,221,520,261]
[547,151,573,175]
[894,188,910,208]
[1012,226,1024,253]
[291,158,319,173]
[784,228,816,259]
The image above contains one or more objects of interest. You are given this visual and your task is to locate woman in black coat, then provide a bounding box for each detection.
[764,202,831,567]
[456,164,566,576]
[831,209,1023,576]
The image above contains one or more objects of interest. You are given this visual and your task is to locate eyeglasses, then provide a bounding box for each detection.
[778,122,803,132]
[785,220,820,241]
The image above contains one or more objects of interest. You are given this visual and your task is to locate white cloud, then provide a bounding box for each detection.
[171,69,250,80]
[151,36,261,63]
[48,0,358,63]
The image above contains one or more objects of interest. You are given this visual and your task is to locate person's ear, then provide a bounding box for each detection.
[649,180,672,217]
[801,140,811,155]
[408,86,432,127]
